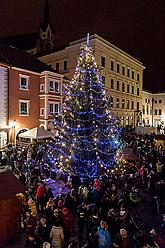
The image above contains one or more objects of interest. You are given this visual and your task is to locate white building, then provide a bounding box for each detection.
[142,90,165,128]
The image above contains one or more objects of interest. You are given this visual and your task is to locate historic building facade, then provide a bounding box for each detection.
[0,44,64,147]
[142,90,165,128]
[39,34,145,127]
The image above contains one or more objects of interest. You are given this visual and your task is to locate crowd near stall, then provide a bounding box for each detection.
[1,129,165,248]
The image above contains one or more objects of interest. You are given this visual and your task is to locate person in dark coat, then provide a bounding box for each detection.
[47,208,62,233]
[35,218,49,247]
[61,207,74,247]
[25,234,38,248]
[113,228,135,248]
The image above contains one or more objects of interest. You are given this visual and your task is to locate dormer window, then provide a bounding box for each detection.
[19,75,29,90]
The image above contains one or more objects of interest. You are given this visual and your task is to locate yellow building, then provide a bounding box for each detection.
[39,34,145,127]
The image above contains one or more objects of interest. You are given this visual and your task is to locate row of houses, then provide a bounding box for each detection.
[0,34,165,148]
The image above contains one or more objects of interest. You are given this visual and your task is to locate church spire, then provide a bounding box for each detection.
[38,0,55,53]
[41,0,51,32]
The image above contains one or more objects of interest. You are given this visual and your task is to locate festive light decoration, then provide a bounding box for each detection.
[48,40,121,178]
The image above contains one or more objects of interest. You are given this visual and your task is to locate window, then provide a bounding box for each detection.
[132,70,134,79]
[143,105,145,115]
[150,109,152,115]
[127,100,129,109]
[116,80,120,90]
[145,98,147,103]
[117,63,120,73]
[49,103,59,115]
[40,84,44,92]
[159,100,162,103]
[155,109,157,115]
[122,66,125,75]
[159,109,162,115]
[49,80,59,92]
[111,60,114,71]
[116,98,120,108]
[40,108,44,116]
[122,82,125,92]
[111,78,114,89]
[127,84,130,93]
[137,102,139,110]
[122,99,125,109]
[19,100,29,115]
[19,75,29,90]
[56,62,59,72]
[101,56,105,67]
[155,100,157,103]
[132,85,134,94]
[131,100,134,110]
[63,60,68,70]
[137,73,140,81]
[137,87,140,96]
[146,106,149,115]
[127,68,130,77]
[148,99,150,104]
[102,75,105,85]
[110,97,113,108]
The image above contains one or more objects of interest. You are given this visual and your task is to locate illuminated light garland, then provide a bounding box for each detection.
[47,43,121,178]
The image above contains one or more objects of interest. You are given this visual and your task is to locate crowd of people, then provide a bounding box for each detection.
[5,129,165,248]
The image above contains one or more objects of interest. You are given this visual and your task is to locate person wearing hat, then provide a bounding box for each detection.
[43,242,51,248]
[113,228,135,248]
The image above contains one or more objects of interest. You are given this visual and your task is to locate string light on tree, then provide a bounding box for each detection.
[48,34,121,178]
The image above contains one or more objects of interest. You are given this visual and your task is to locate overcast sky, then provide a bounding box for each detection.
[0,0,165,91]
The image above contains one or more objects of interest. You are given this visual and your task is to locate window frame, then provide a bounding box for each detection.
[48,102,60,116]
[49,80,60,92]
[19,99,30,116]
[19,74,29,90]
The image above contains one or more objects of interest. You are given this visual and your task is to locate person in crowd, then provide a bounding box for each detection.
[36,181,47,212]
[50,219,64,248]
[77,202,87,243]
[35,218,49,247]
[97,220,111,248]
[61,207,74,247]
[25,233,38,248]
[28,199,37,218]
[113,228,135,248]
[44,198,55,221]
[47,208,62,234]
[43,242,51,248]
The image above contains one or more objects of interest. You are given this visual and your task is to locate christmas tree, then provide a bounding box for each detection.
[48,37,120,178]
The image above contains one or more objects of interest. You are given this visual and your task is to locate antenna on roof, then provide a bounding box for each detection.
[87,33,90,46]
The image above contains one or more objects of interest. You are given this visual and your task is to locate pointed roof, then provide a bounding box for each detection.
[0,42,56,73]
[0,171,26,200]
[41,0,51,32]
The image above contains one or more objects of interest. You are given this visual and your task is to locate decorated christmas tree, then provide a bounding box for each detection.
[48,36,121,178]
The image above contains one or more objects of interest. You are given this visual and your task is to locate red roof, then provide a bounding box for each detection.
[0,171,26,200]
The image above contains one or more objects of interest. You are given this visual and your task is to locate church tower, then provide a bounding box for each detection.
[38,0,55,53]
